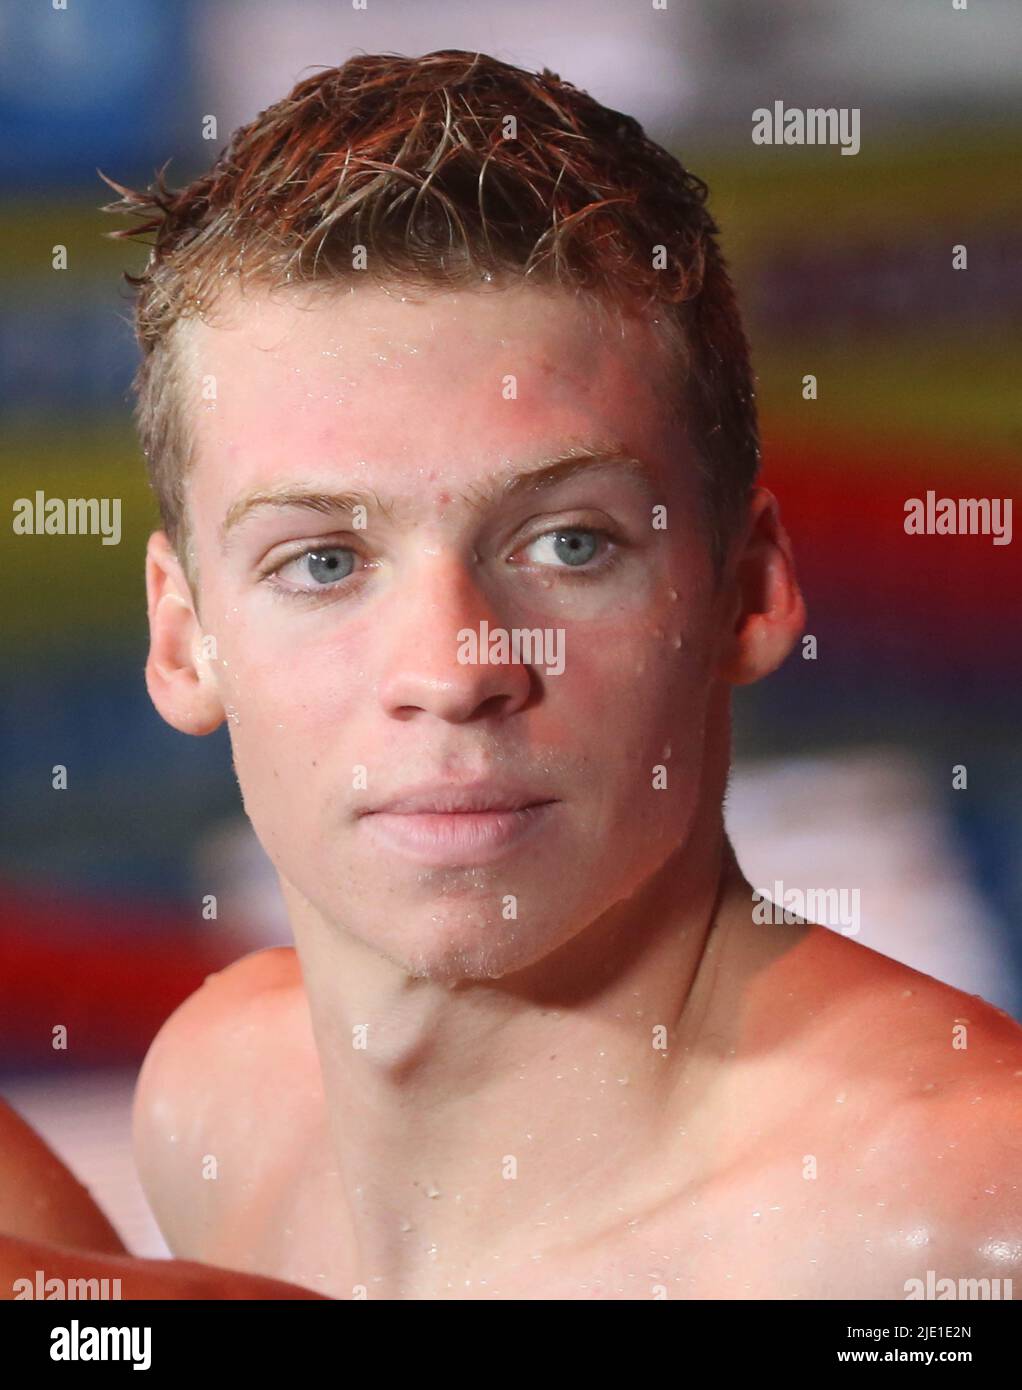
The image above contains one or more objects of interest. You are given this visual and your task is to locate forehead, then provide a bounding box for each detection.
[182,279,685,509]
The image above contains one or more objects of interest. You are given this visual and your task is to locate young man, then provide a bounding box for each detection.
[5,50,1020,1300]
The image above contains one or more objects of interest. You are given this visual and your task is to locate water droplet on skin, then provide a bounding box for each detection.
[981,1238,1022,1263]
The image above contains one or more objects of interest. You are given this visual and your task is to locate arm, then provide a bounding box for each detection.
[0,1232,328,1299]
[0,1097,327,1299]
[0,1096,126,1253]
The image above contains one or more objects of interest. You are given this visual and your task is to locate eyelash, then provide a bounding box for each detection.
[260,526,624,598]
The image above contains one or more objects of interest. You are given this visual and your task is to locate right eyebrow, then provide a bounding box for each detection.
[219,487,389,550]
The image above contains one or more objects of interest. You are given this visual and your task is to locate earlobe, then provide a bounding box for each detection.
[715,488,807,687]
[144,532,225,735]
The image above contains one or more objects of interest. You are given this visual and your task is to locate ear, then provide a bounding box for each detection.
[145,531,225,735]
[715,487,807,686]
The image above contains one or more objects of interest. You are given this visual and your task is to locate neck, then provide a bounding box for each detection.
[283,818,745,1298]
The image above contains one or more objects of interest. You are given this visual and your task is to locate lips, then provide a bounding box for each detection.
[358,782,559,865]
[361,783,556,817]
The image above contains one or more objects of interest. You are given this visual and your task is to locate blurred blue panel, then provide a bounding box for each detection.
[0,286,139,412]
[0,282,139,408]
[0,660,238,900]
[0,0,195,188]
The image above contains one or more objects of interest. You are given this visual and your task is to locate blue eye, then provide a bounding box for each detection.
[304,547,356,584]
[524,528,602,568]
[264,543,363,598]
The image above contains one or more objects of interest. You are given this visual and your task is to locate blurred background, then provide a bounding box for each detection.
[1,0,1019,1257]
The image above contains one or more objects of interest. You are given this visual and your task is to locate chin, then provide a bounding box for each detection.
[375,907,569,984]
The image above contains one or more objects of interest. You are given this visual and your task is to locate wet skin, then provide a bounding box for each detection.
[23,278,1020,1299]
[132,878,1022,1300]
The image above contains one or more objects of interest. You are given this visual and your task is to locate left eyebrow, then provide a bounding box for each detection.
[219,444,659,549]
[484,448,659,508]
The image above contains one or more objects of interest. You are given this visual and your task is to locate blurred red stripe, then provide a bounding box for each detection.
[762,433,1019,639]
[1,882,236,1064]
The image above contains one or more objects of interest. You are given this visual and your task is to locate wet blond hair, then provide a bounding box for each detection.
[100,48,759,567]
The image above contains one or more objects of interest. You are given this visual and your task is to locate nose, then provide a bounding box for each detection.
[376,554,535,723]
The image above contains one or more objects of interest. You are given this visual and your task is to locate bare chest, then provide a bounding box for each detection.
[204,1147,917,1301]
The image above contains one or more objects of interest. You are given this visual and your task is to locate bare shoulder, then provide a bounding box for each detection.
[729,911,1022,1072]
[132,946,318,1261]
[133,945,307,1109]
[791,922,1022,1071]
[728,918,1022,1292]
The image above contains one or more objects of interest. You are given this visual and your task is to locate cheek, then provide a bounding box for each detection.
[536,611,713,831]
[221,659,348,871]
[553,589,713,730]
[211,620,364,797]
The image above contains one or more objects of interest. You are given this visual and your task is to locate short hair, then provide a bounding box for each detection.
[100,48,759,570]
